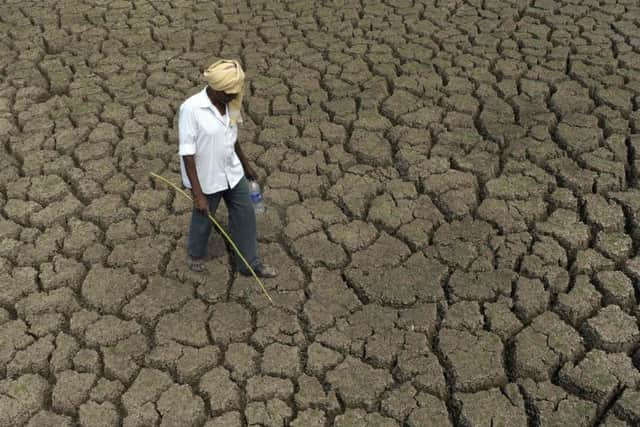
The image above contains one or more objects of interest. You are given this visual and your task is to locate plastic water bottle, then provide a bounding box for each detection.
[248,180,265,214]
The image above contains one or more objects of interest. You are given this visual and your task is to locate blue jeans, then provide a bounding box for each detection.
[187,177,258,273]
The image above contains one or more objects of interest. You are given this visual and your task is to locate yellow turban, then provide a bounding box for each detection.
[203,59,245,125]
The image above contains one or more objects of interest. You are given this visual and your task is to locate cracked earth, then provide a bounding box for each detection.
[1,0,640,426]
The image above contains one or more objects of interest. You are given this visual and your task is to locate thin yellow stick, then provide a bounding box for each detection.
[150,172,274,304]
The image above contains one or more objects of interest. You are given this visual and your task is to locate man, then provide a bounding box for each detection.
[178,59,277,278]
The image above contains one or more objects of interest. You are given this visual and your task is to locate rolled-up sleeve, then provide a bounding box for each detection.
[178,104,197,156]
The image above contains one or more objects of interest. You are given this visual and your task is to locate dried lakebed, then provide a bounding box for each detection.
[1,0,640,426]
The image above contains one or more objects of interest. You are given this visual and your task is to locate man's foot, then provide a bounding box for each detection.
[240,263,278,278]
[187,256,207,273]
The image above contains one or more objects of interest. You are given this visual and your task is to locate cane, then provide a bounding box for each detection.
[150,172,274,304]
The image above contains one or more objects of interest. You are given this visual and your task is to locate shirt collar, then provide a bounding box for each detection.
[195,87,229,123]
[195,87,213,109]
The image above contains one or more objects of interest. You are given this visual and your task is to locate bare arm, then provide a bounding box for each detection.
[182,155,208,214]
[234,140,257,181]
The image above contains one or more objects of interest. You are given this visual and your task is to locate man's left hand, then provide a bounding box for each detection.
[244,165,258,181]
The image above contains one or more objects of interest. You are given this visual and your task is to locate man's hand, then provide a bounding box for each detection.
[194,193,208,215]
[244,165,258,181]
[235,141,257,181]
[183,155,208,215]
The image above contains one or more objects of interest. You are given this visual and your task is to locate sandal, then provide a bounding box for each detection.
[240,263,278,278]
[187,256,208,273]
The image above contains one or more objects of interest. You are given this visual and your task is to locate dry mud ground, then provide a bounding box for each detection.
[1,0,640,426]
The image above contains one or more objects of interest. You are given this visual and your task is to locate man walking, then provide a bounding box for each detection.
[178,59,277,278]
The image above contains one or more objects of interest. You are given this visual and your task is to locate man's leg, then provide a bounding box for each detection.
[187,192,222,270]
[223,177,259,273]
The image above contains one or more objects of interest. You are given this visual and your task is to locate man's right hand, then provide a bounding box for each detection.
[183,156,208,215]
[194,194,209,215]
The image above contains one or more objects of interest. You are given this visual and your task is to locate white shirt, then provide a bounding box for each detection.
[178,87,244,194]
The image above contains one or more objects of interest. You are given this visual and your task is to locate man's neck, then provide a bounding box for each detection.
[212,101,226,116]
[205,87,226,115]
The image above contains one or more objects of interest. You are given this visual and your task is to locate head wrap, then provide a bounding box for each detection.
[203,59,245,125]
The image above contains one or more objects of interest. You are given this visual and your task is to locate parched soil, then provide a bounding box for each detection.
[1,0,640,426]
